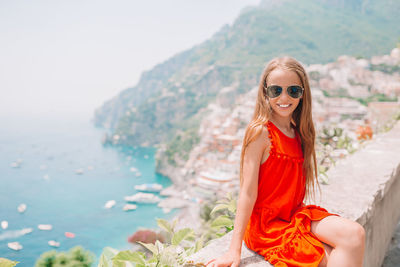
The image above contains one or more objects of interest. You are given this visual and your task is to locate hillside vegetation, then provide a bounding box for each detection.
[94,0,400,164]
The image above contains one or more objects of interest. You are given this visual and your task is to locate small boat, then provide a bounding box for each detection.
[48,240,60,247]
[43,174,50,180]
[123,204,137,211]
[129,167,138,172]
[38,224,53,231]
[144,155,149,159]
[104,200,116,209]
[1,220,8,229]
[65,232,75,238]
[162,208,172,214]
[17,203,27,213]
[8,242,22,251]
[134,183,163,193]
[22,228,33,235]
[75,168,84,175]
[124,192,161,204]
[135,172,142,177]
[10,159,23,168]
[39,164,47,170]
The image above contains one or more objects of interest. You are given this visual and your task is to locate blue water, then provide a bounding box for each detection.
[0,114,177,266]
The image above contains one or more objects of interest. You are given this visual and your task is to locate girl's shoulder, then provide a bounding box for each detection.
[246,123,271,151]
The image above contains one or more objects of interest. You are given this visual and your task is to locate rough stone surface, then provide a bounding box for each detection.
[188,121,400,267]
[187,231,271,266]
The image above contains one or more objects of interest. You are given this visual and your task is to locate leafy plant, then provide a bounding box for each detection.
[98,219,205,267]
[209,192,237,234]
[0,258,19,267]
[35,246,95,267]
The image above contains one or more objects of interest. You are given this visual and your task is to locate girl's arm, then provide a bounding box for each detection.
[207,126,270,267]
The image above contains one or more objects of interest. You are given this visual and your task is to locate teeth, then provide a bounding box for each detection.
[278,104,290,107]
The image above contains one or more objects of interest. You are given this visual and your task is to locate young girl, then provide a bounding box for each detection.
[206,57,366,267]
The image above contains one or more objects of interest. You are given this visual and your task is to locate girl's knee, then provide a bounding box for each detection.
[344,222,365,249]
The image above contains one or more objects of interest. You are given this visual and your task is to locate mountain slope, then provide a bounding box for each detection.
[94,0,400,154]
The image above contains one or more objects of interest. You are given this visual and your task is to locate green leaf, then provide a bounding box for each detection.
[216,232,226,237]
[148,256,158,263]
[171,219,178,232]
[137,241,158,255]
[194,234,205,253]
[184,246,195,257]
[98,254,109,267]
[171,228,194,246]
[98,247,119,267]
[159,246,179,266]
[102,247,119,258]
[210,204,228,216]
[211,215,233,229]
[111,260,125,267]
[157,218,173,233]
[155,240,164,254]
[0,258,19,267]
[228,199,237,213]
[225,225,234,232]
[113,251,146,264]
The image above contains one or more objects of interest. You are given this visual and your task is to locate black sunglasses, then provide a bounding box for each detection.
[264,85,304,99]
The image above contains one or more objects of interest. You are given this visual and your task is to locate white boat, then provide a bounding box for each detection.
[17,203,27,213]
[162,208,172,214]
[123,204,137,211]
[75,168,84,175]
[1,220,8,229]
[134,183,163,192]
[48,240,60,247]
[39,164,47,170]
[104,200,116,209]
[10,159,23,168]
[8,242,22,251]
[124,192,161,203]
[21,228,33,235]
[129,167,138,172]
[38,224,53,231]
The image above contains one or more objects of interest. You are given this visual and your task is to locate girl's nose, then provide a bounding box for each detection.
[279,87,290,100]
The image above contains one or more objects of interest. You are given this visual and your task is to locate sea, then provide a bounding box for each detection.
[0,114,177,266]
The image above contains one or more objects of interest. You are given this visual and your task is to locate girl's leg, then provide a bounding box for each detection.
[319,242,333,267]
[310,215,365,267]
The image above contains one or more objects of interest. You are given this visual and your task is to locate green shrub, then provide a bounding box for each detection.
[35,246,94,267]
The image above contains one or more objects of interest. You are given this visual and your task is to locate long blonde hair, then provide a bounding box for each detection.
[239,56,320,203]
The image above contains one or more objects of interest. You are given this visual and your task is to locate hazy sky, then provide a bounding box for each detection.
[0,0,260,119]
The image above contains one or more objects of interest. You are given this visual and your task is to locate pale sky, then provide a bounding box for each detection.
[0,0,260,119]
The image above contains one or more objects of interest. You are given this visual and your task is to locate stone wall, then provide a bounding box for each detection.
[187,121,400,267]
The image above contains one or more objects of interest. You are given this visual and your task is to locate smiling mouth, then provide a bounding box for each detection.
[278,104,291,108]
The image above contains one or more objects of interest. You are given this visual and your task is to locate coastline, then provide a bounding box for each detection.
[158,182,203,232]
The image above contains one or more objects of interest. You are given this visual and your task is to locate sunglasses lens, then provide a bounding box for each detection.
[266,86,282,98]
[288,86,303,98]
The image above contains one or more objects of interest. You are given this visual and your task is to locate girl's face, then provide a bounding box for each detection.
[266,68,303,120]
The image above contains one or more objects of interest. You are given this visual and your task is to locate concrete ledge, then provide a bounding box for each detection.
[187,231,270,266]
[187,121,400,267]
[313,121,400,267]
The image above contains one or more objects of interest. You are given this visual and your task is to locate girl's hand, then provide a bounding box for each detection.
[205,250,241,267]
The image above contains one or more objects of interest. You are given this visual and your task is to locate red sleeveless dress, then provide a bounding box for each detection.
[243,120,340,267]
